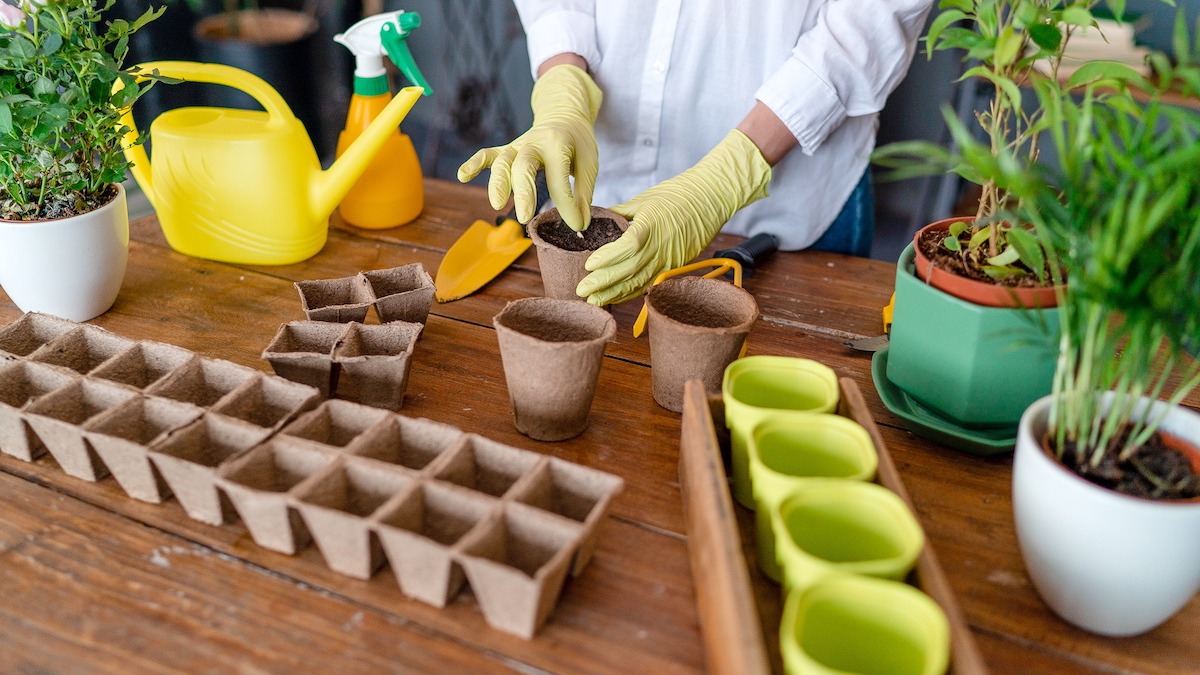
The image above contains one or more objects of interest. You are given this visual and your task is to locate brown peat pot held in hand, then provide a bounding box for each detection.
[646,276,759,413]
[528,206,629,301]
[493,297,616,441]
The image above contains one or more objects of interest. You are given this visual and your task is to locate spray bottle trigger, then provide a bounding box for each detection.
[381,21,433,97]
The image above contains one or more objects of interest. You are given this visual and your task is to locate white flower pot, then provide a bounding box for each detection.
[0,184,129,322]
[1013,394,1200,636]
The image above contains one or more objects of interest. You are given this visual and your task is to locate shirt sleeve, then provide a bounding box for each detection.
[755,0,935,155]
[514,0,601,80]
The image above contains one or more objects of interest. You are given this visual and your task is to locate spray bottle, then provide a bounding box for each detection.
[334,11,432,229]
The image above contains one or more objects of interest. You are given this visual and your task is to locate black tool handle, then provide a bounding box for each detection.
[714,232,779,278]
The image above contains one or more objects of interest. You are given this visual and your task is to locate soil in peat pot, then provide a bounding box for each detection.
[538,217,624,252]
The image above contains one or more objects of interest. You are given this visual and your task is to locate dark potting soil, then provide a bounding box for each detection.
[1,184,118,221]
[1059,430,1200,500]
[918,227,1056,289]
[538,217,623,252]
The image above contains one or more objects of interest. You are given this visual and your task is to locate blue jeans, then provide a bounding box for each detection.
[809,167,874,258]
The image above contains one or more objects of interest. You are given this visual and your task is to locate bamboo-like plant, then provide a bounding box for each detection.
[1005,15,1200,498]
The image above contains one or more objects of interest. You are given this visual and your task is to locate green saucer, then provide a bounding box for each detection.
[871,347,1016,456]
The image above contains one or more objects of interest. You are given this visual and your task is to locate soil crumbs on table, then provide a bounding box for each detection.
[539,217,623,252]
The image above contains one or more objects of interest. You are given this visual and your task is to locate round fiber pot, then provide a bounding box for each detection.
[913,217,1060,309]
[0,184,129,322]
[1013,394,1200,636]
[645,276,758,413]
[493,297,616,441]
[527,206,628,301]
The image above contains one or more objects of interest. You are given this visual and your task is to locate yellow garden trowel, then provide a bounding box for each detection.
[435,211,530,302]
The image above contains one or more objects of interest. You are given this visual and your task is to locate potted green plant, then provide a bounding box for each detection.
[0,0,163,321]
[869,0,1133,446]
[1008,31,1200,635]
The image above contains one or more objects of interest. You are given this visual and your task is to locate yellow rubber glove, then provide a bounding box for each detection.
[457,64,602,232]
[577,130,772,305]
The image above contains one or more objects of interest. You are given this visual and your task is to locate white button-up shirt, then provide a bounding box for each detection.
[515,0,933,250]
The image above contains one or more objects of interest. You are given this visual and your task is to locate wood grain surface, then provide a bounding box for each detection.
[0,178,1195,673]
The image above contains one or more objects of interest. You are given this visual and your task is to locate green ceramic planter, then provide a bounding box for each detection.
[772,481,924,595]
[887,243,1059,429]
[749,413,877,582]
[780,576,950,675]
[722,356,839,509]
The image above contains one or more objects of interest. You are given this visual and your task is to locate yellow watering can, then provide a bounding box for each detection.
[119,61,423,265]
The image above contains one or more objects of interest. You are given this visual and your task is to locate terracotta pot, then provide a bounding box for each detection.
[1013,394,1200,636]
[0,184,129,321]
[527,206,629,301]
[913,217,1060,309]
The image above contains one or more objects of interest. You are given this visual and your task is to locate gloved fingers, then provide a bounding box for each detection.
[509,146,544,224]
[486,146,520,211]
[571,151,598,232]
[583,221,651,272]
[543,149,586,232]
[457,146,500,183]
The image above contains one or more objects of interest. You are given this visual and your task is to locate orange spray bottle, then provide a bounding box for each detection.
[334,11,432,229]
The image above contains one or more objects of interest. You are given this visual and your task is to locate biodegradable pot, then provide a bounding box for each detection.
[772,481,924,595]
[91,341,195,391]
[27,327,134,375]
[780,576,950,675]
[646,277,759,413]
[332,322,421,411]
[0,312,78,358]
[23,379,138,481]
[209,374,320,431]
[722,356,839,509]
[1013,395,1200,636]
[261,321,348,398]
[748,413,877,582]
[84,396,203,503]
[887,243,1059,430]
[295,275,374,324]
[493,297,616,441]
[527,206,628,301]
[0,184,129,322]
[457,505,583,639]
[914,217,1061,309]
[0,361,77,461]
[362,264,435,325]
[149,415,273,525]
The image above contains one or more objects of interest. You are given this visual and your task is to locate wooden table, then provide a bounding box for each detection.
[0,179,1195,674]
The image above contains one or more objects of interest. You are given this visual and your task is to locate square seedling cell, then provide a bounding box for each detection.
[23,379,139,481]
[511,458,625,576]
[91,341,195,391]
[433,434,541,498]
[210,374,320,430]
[374,480,498,607]
[218,439,337,555]
[0,361,78,461]
[278,399,391,451]
[28,327,135,375]
[295,276,375,323]
[150,414,274,525]
[293,459,415,579]
[147,358,259,409]
[261,321,348,398]
[84,396,203,503]
[332,322,422,411]
[456,504,583,639]
[0,313,78,358]
[361,264,435,325]
[351,415,464,472]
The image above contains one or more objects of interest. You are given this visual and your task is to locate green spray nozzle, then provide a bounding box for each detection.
[382,18,432,97]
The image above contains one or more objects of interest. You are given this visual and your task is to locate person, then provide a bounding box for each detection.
[458,1,934,306]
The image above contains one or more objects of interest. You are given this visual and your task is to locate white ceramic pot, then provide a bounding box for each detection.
[0,184,129,322]
[1013,394,1200,636]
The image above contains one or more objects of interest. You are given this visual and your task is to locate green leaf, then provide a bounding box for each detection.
[1174,5,1189,67]
[986,245,1022,266]
[961,65,1022,112]
[1006,227,1046,279]
[949,220,971,237]
[1061,6,1094,27]
[39,33,63,57]
[938,0,972,11]
[982,265,1023,280]
[0,103,11,135]
[968,227,992,250]
[1067,60,1151,90]
[994,26,1023,67]
[1107,0,1126,22]
[925,9,968,55]
[1014,1,1038,27]
[33,77,56,97]
[1028,23,1063,53]
[943,235,962,251]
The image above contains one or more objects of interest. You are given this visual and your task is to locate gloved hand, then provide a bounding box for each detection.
[577,130,772,305]
[457,64,602,232]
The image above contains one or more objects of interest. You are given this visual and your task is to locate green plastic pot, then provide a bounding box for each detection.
[722,356,839,508]
[772,481,924,594]
[886,243,1059,429]
[780,576,950,675]
[749,413,877,582]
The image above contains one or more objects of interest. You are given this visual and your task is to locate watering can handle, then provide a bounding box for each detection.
[116,61,297,209]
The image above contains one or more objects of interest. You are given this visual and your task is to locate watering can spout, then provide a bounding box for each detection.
[311,85,423,221]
